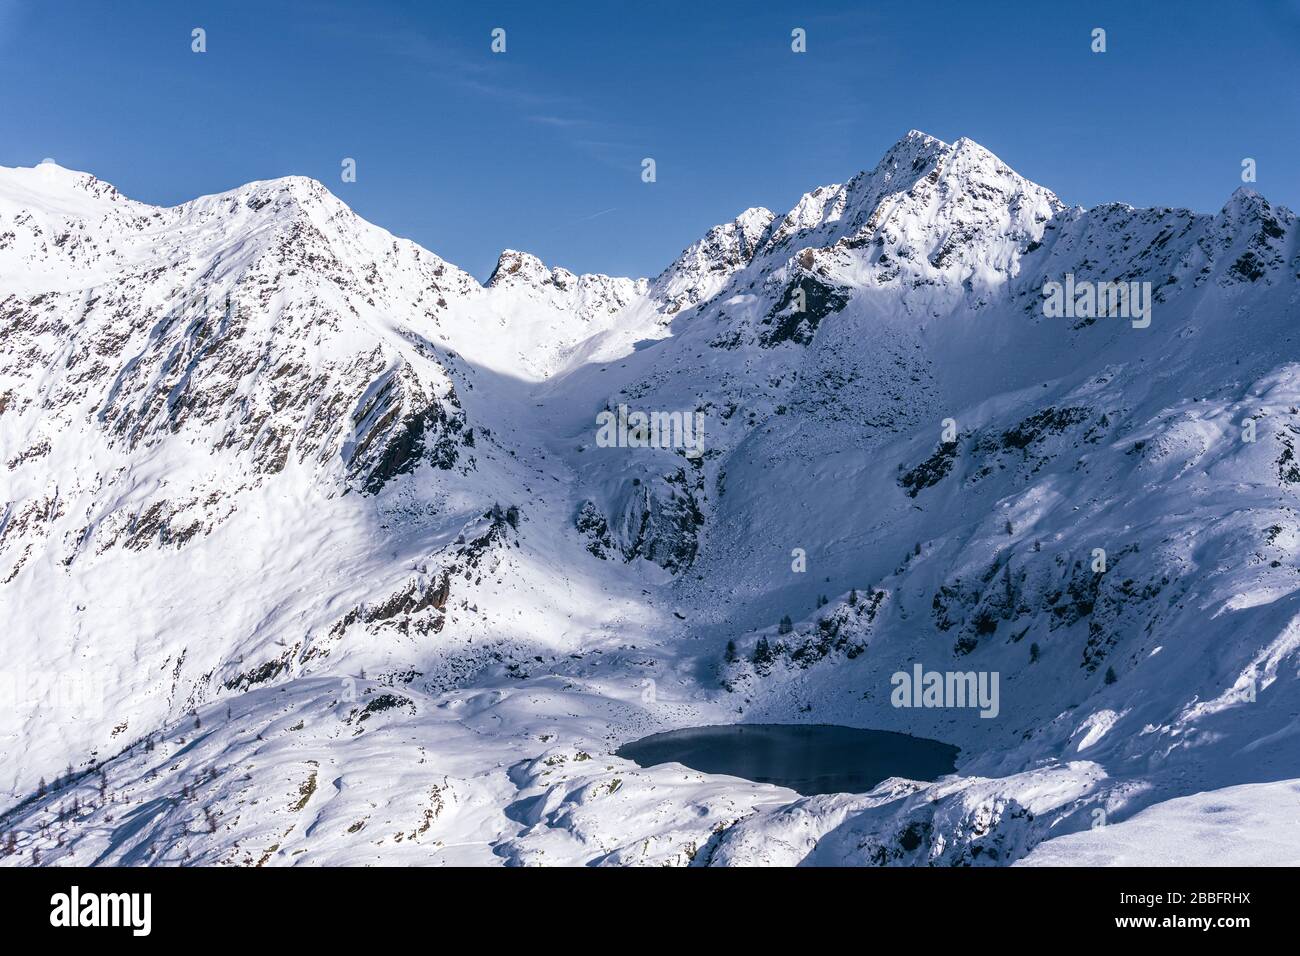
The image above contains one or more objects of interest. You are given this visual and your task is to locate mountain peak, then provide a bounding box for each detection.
[214,174,343,214]
[887,128,949,154]
[876,129,953,175]
[486,249,557,288]
[650,206,777,313]
[1222,185,1266,212]
[0,161,129,214]
[950,135,998,161]
[1216,185,1294,226]
[734,205,776,238]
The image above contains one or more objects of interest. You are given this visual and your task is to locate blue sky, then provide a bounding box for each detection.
[2,0,1297,280]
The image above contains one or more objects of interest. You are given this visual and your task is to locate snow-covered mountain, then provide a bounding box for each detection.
[2,131,1298,866]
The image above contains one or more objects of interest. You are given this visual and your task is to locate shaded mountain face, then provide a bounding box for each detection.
[1,133,1299,867]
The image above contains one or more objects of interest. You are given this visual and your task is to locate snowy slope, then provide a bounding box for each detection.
[2,132,1299,867]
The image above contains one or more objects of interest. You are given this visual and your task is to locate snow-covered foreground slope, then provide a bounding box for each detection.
[1015,780,1300,867]
[2,133,1299,866]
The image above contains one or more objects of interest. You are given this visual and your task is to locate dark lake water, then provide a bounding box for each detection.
[616,723,959,796]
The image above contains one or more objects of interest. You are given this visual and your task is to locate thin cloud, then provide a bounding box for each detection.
[528,115,592,130]
[543,207,621,237]
[310,17,644,168]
